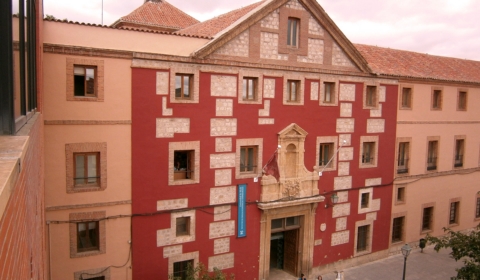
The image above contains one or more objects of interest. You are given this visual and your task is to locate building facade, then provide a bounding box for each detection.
[356,45,480,253]
[131,0,398,279]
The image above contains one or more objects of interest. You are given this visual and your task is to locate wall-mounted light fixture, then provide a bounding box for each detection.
[325,192,339,208]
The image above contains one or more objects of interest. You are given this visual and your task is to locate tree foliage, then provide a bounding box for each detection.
[425,224,480,279]
[168,262,235,280]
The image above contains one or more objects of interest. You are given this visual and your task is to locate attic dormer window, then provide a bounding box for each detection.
[287,18,299,47]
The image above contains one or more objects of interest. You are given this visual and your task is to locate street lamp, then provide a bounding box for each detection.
[401,243,412,280]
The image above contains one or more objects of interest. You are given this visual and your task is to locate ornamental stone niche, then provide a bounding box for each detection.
[260,123,321,203]
[257,123,324,280]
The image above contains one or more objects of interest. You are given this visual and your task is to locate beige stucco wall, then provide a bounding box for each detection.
[43,53,132,121]
[392,82,480,250]
[46,204,131,280]
[43,22,134,279]
[43,20,209,57]
[44,124,131,206]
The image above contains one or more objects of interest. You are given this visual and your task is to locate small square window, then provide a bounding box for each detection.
[449,201,459,225]
[242,77,258,101]
[319,143,334,167]
[175,74,193,100]
[174,150,195,181]
[74,66,97,97]
[287,18,299,47]
[74,152,100,187]
[391,216,404,243]
[454,139,464,168]
[365,86,377,107]
[397,142,409,174]
[396,187,405,203]
[356,225,370,252]
[362,142,375,164]
[287,80,300,102]
[323,82,335,104]
[427,141,438,171]
[361,193,370,208]
[173,259,194,280]
[240,146,258,173]
[176,217,191,236]
[458,91,467,111]
[77,221,99,252]
[401,87,412,109]
[422,206,434,231]
[432,89,442,109]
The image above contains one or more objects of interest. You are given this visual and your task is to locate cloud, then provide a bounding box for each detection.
[40,0,480,60]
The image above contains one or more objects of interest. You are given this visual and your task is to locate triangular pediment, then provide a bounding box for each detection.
[191,0,371,73]
[278,123,308,138]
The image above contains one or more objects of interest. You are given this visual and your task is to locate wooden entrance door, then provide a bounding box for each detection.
[283,229,298,275]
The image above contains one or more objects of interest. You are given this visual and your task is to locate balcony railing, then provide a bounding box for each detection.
[362,155,374,164]
[427,157,437,170]
[454,155,463,167]
[397,158,409,174]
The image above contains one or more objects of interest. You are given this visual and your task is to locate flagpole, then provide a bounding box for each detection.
[319,140,347,176]
[101,0,103,25]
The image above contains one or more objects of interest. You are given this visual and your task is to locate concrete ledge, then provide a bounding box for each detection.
[0,136,29,219]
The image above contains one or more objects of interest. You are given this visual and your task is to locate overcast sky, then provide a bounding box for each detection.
[34,0,480,61]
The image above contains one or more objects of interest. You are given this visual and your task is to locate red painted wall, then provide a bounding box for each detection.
[132,67,397,279]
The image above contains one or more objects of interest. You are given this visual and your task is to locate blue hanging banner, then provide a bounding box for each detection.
[237,184,247,238]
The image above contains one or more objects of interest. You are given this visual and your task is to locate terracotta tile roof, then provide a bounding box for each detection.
[113,0,199,31]
[355,44,480,84]
[175,1,265,38]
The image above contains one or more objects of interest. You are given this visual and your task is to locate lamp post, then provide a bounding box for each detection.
[401,243,412,280]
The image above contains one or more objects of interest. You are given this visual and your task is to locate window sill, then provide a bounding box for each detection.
[359,164,377,169]
[70,96,102,102]
[71,184,102,193]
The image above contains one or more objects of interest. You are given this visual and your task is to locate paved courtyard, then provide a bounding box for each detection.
[320,246,462,280]
[269,246,463,280]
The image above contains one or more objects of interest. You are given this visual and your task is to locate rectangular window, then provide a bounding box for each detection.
[449,202,459,225]
[458,91,467,111]
[361,193,370,208]
[77,221,99,252]
[176,217,191,236]
[362,142,375,164]
[397,142,409,174]
[401,87,412,109]
[287,80,300,102]
[319,143,334,167]
[392,216,404,243]
[240,146,258,173]
[396,187,405,203]
[427,141,438,171]
[174,150,195,180]
[242,77,257,101]
[287,18,299,47]
[323,82,335,103]
[356,225,370,252]
[432,89,442,109]
[74,152,100,186]
[365,86,376,107]
[422,207,433,231]
[74,66,96,97]
[173,259,194,280]
[476,197,480,219]
[454,139,464,167]
[175,74,193,99]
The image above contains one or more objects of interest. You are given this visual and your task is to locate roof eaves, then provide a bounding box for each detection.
[43,18,212,39]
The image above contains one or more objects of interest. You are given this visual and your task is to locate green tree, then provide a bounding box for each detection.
[44,14,57,20]
[168,262,235,280]
[426,224,480,279]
